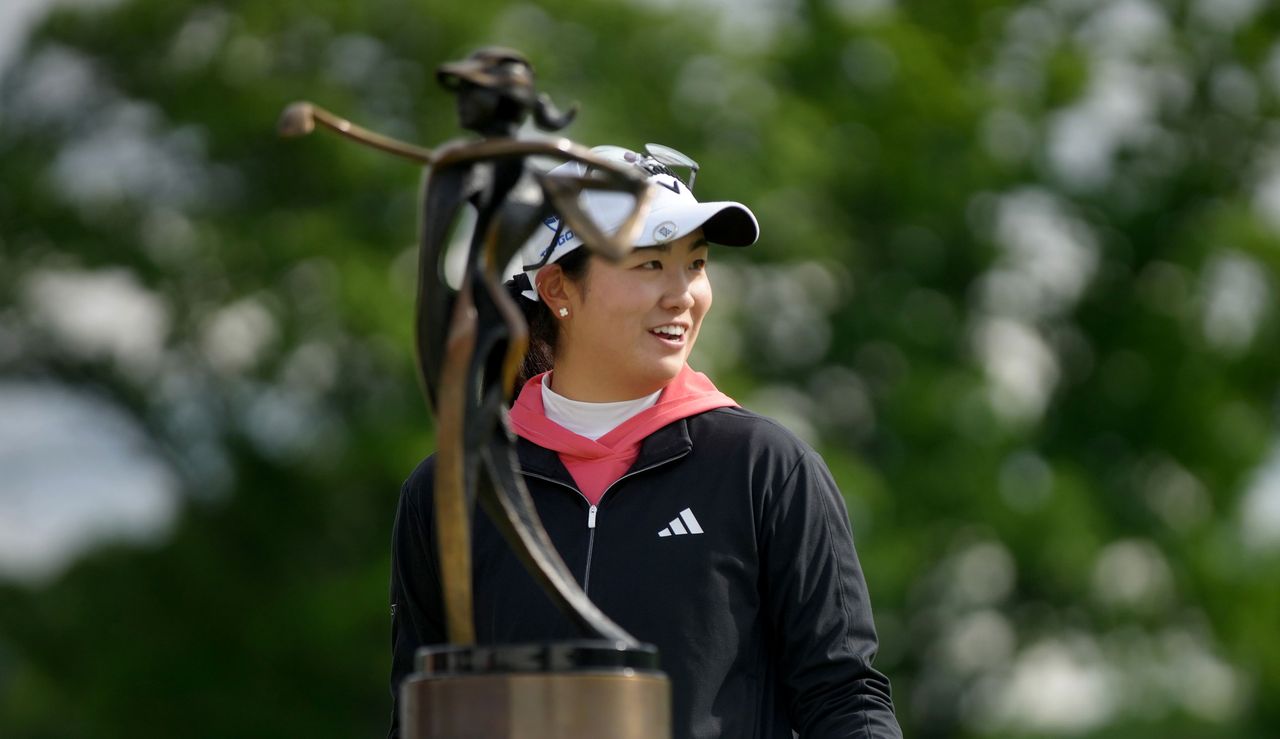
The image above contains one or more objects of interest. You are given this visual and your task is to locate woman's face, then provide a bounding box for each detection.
[553,230,712,401]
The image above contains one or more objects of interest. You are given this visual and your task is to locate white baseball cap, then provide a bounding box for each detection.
[514,144,759,300]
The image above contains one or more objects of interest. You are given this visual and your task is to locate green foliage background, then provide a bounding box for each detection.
[2,0,1279,736]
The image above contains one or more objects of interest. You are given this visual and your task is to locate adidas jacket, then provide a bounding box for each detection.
[388,406,902,738]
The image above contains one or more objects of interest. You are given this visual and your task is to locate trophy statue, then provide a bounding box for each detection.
[279,48,670,738]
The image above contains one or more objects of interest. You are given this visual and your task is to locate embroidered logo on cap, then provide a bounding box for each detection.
[652,221,679,242]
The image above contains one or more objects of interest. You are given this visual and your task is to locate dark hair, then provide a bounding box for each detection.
[506,247,590,392]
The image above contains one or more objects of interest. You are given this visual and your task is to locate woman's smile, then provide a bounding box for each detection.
[649,322,689,347]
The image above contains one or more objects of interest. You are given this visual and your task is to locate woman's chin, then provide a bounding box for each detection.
[617,359,684,397]
[649,358,686,386]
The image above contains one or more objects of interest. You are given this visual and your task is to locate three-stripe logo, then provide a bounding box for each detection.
[658,508,703,538]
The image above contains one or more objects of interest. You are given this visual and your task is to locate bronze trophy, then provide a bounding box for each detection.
[279,48,670,738]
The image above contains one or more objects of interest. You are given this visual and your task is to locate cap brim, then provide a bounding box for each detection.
[437,60,506,90]
[637,201,759,248]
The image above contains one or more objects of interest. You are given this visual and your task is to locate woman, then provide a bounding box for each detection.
[389,145,901,738]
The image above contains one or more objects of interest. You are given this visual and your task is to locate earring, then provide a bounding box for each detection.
[558,307,569,318]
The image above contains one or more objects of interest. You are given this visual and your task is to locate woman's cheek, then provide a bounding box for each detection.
[695,279,713,317]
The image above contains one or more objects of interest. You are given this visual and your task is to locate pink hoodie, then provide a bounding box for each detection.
[507,365,738,504]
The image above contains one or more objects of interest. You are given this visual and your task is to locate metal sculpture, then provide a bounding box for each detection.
[280,47,670,738]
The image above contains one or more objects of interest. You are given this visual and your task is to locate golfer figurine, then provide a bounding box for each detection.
[280,47,674,738]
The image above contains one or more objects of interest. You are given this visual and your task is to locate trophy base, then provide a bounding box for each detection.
[400,641,670,739]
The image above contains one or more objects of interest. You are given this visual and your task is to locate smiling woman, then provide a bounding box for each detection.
[388,144,903,739]
[535,232,712,401]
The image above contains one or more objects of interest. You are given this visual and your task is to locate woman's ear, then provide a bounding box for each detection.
[536,265,574,317]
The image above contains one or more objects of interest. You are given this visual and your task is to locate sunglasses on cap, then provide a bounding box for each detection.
[589,143,701,192]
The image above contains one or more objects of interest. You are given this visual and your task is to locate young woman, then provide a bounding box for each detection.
[389,146,902,738]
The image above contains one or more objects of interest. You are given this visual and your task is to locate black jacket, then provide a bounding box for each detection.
[389,406,901,738]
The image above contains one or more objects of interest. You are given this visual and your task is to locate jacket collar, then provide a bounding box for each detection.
[515,416,694,484]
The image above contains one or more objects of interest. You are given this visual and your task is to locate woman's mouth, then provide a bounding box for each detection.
[649,324,687,346]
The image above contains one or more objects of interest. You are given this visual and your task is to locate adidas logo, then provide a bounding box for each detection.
[658,508,703,538]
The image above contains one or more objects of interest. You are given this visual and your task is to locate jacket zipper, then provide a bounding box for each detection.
[519,449,690,596]
[583,505,598,593]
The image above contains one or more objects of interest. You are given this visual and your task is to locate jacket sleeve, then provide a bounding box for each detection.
[388,459,446,739]
[761,450,902,739]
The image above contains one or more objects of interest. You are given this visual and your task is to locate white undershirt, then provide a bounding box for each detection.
[541,376,662,441]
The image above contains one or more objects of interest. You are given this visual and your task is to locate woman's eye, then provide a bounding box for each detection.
[636,260,663,270]
[690,259,707,271]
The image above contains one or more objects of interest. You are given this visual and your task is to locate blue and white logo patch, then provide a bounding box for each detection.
[652,221,679,242]
[539,216,576,258]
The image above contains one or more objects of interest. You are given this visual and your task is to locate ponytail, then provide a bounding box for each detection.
[503,248,590,393]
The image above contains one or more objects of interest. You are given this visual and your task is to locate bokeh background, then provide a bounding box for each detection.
[2,0,1279,736]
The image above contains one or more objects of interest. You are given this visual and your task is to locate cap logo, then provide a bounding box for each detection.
[539,216,576,258]
[656,177,681,195]
[652,221,679,242]
[552,228,575,248]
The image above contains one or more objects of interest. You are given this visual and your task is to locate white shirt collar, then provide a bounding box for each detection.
[540,376,661,441]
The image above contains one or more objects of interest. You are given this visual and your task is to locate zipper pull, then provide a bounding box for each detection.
[587,505,598,529]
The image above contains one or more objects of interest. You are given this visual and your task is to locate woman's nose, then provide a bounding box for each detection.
[661,273,696,311]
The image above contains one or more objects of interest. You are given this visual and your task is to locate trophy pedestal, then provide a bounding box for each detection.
[400,641,670,739]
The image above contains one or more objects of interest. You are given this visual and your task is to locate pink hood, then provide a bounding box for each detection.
[508,365,737,505]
